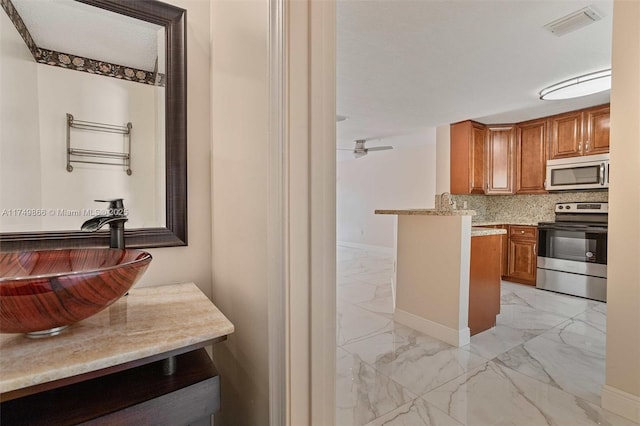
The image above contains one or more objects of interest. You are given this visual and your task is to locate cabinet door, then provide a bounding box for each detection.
[584,105,610,155]
[485,125,515,194]
[451,121,486,194]
[549,111,583,159]
[516,119,547,194]
[507,239,537,285]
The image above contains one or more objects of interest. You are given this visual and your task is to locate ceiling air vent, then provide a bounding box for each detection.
[544,6,603,36]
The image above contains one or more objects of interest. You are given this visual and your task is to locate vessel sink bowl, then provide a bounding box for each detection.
[0,249,152,336]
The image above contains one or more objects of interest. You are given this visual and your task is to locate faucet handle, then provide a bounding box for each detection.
[95,199,126,216]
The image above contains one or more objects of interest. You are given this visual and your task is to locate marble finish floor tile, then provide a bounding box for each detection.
[461,324,538,361]
[338,304,395,346]
[343,325,487,396]
[337,347,416,426]
[540,310,606,357]
[495,333,605,404]
[363,398,463,426]
[422,361,635,426]
[496,304,570,336]
[501,283,590,318]
[336,247,615,426]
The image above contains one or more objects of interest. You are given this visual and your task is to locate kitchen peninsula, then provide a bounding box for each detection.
[375,208,505,346]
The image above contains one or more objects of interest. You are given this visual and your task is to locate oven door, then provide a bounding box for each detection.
[537,223,608,301]
[538,223,607,264]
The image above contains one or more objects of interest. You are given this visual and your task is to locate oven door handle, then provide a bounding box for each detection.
[538,224,608,233]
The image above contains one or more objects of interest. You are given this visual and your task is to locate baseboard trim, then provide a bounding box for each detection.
[394,308,470,347]
[336,241,394,255]
[601,384,640,423]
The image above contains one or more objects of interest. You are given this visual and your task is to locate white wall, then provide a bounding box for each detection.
[0,11,42,230]
[337,132,437,249]
[0,10,163,232]
[602,0,640,422]
[210,0,270,424]
[36,65,161,230]
[135,0,213,300]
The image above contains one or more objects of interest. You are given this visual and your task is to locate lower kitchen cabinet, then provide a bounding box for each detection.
[504,225,537,285]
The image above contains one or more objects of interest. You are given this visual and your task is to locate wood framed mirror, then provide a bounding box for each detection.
[0,0,187,250]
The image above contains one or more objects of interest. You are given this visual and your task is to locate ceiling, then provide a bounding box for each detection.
[337,0,613,150]
[11,0,162,72]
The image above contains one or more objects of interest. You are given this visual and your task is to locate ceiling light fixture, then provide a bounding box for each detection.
[539,68,611,100]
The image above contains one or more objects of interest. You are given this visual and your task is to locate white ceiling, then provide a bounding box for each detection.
[11,0,162,72]
[337,0,613,150]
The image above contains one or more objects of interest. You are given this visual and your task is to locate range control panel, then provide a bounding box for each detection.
[555,202,608,214]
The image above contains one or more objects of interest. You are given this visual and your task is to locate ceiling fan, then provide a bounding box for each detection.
[338,139,393,159]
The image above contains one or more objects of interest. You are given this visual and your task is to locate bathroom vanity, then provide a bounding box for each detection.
[0,283,234,424]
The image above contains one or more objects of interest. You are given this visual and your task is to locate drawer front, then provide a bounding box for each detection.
[510,225,537,240]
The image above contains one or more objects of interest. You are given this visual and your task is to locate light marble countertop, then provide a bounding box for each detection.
[471,227,507,237]
[473,221,539,226]
[0,282,234,395]
[375,208,476,216]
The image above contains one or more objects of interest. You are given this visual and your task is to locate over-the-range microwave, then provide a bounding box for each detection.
[546,153,609,191]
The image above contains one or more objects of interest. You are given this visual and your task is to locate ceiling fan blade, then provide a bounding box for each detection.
[366,146,393,152]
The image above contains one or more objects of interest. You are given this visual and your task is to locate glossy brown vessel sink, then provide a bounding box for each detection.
[0,249,152,336]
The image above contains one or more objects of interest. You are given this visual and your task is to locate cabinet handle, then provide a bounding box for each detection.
[578,142,582,152]
[585,140,590,151]
[521,230,525,234]
[533,243,537,254]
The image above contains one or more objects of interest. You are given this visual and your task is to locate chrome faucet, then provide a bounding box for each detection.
[81,199,128,249]
[438,192,453,210]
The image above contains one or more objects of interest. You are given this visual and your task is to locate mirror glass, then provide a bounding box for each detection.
[1,0,165,233]
[0,0,186,250]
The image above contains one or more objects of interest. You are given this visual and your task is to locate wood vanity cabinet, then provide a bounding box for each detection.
[450,120,486,194]
[1,349,219,425]
[516,119,547,194]
[504,225,538,285]
[485,125,516,194]
[549,104,610,160]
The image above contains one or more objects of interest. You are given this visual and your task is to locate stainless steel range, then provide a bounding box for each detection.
[537,202,608,302]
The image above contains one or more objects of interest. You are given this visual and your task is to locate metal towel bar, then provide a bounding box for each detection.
[66,113,132,175]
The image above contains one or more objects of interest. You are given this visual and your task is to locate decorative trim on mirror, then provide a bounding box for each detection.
[1,0,165,86]
[0,0,187,251]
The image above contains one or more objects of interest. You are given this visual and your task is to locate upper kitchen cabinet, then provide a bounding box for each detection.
[584,104,611,155]
[549,104,610,160]
[485,125,515,195]
[516,119,547,194]
[549,110,582,159]
[451,120,486,194]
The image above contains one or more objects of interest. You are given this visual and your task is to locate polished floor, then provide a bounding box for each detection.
[336,244,633,426]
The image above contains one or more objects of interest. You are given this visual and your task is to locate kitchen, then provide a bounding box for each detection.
[335,1,637,424]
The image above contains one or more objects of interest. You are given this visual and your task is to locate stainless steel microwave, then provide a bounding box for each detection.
[545,153,609,191]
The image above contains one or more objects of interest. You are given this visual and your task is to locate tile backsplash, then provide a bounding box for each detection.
[452,191,608,224]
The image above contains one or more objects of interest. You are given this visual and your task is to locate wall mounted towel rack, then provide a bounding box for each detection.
[66,113,133,175]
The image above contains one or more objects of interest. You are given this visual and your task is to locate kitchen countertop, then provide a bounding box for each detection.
[0,282,234,396]
[471,227,507,237]
[375,208,476,216]
[472,221,539,226]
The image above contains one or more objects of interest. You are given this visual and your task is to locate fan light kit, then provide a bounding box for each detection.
[539,68,611,100]
[338,139,393,159]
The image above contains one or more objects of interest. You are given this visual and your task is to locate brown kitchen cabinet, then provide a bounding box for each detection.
[469,234,502,335]
[485,125,516,194]
[450,120,486,194]
[584,104,610,155]
[504,225,537,285]
[549,104,610,160]
[516,119,547,194]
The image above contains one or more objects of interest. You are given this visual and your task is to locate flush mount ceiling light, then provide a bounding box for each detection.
[539,69,611,100]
